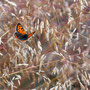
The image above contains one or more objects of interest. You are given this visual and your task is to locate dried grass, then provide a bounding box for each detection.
[0,0,90,89]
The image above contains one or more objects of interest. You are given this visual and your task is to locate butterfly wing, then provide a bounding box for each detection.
[14,33,19,40]
[16,23,26,35]
[28,31,35,38]
[15,32,28,40]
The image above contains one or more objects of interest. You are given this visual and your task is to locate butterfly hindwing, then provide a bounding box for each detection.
[15,32,28,40]
[16,23,26,35]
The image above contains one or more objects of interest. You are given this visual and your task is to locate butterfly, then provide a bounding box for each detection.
[14,23,35,41]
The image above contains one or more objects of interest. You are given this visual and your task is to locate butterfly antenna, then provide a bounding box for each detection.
[28,31,35,38]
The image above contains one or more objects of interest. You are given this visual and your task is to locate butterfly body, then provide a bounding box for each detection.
[14,23,35,41]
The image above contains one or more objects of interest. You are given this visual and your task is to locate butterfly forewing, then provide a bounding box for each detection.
[28,31,35,38]
[16,23,26,35]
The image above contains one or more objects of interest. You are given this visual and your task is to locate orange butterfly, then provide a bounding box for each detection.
[14,23,35,41]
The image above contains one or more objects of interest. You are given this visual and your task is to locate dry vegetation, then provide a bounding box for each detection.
[0,0,90,90]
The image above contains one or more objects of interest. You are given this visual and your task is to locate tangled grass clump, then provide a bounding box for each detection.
[0,0,90,89]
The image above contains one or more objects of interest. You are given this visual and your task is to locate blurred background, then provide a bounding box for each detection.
[0,0,90,89]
